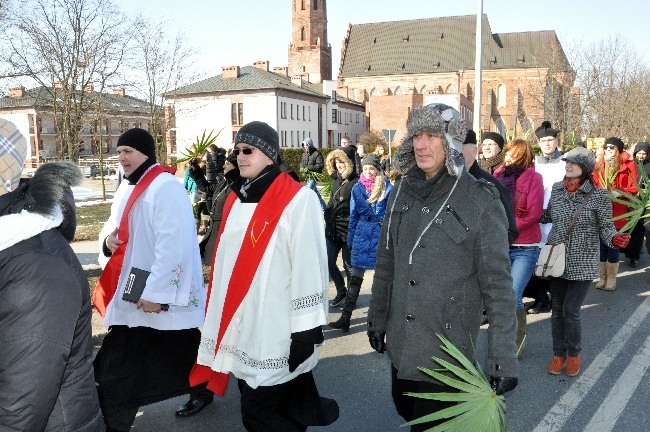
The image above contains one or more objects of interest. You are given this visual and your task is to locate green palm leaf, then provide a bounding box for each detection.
[606,159,649,234]
[173,129,222,165]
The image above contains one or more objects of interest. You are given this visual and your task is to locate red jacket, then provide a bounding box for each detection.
[494,165,544,245]
[593,151,638,230]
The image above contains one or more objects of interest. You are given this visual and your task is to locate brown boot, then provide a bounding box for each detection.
[594,262,607,289]
[604,262,619,291]
[516,309,527,356]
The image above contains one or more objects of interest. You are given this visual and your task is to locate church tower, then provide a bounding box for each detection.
[288,0,332,83]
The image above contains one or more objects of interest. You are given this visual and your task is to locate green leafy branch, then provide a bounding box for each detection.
[607,160,649,234]
[302,169,332,200]
[173,129,222,165]
[403,334,507,432]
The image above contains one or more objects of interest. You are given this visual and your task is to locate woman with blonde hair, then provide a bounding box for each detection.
[494,139,544,353]
[329,153,392,332]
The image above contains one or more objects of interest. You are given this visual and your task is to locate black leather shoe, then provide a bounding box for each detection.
[630,258,638,268]
[330,293,346,307]
[175,398,213,417]
[528,303,550,314]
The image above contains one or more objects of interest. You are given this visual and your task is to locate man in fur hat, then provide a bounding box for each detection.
[0,120,104,430]
[367,106,518,431]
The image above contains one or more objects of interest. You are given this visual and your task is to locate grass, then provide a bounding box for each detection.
[74,202,111,242]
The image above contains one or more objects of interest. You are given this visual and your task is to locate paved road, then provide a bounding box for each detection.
[74,238,650,431]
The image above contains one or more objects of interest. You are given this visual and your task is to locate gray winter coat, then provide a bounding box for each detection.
[368,167,518,382]
[540,181,617,280]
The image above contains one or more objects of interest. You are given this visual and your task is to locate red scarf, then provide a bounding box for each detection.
[189,172,302,395]
[564,178,582,195]
[93,164,173,318]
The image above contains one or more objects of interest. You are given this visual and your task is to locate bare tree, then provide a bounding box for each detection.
[1,0,129,161]
[126,14,202,163]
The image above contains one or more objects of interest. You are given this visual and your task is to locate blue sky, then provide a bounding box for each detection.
[116,0,650,78]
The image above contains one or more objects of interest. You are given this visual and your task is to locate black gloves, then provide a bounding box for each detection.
[288,327,324,372]
[489,376,518,395]
[189,158,200,172]
[367,330,386,354]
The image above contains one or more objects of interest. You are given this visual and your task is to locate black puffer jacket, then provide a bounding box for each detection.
[324,149,358,243]
[0,163,104,431]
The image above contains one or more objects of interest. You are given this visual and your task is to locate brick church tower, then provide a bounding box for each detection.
[288,0,332,83]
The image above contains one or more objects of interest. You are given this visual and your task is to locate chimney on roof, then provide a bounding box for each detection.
[253,61,269,71]
[84,84,94,93]
[222,66,240,78]
[291,76,302,88]
[273,66,288,76]
[113,88,125,97]
[9,86,25,98]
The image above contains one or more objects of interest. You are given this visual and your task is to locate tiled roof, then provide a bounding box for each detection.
[167,66,328,99]
[0,86,151,113]
[340,14,570,78]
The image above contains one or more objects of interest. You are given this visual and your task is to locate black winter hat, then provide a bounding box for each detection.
[464,129,477,145]
[117,128,156,161]
[234,121,279,162]
[482,131,505,149]
[535,121,559,139]
[634,142,650,156]
[225,150,238,168]
[604,137,625,152]
[361,153,381,170]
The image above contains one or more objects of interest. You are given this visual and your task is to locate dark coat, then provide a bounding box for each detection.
[300,147,325,174]
[0,164,104,431]
[205,150,225,183]
[324,149,358,243]
[348,179,392,269]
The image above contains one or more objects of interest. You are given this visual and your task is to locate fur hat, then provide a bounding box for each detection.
[482,131,505,149]
[464,130,477,145]
[604,137,625,153]
[235,121,279,162]
[325,148,354,179]
[0,119,28,196]
[361,153,381,170]
[535,121,559,139]
[117,128,156,161]
[393,104,467,177]
[562,147,596,172]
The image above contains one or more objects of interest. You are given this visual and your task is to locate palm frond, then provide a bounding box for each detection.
[606,159,648,233]
[172,129,222,165]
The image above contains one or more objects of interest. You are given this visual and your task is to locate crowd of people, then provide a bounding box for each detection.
[1,103,647,430]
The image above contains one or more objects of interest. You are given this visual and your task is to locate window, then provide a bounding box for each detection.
[280,102,287,119]
[496,84,506,108]
[297,104,300,120]
[301,0,305,10]
[231,102,243,125]
[495,118,506,137]
[332,109,337,123]
[291,104,294,119]
[291,131,294,146]
[314,0,318,9]
[302,105,305,120]
[301,27,305,42]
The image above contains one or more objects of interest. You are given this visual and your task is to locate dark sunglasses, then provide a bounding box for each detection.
[233,148,254,156]
[604,144,617,150]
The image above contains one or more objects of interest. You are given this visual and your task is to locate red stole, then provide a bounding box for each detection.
[189,172,302,395]
[93,164,174,318]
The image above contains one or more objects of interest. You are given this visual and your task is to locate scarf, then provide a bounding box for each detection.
[564,178,582,195]
[499,165,526,202]
[480,152,504,174]
[232,164,281,203]
[359,172,375,193]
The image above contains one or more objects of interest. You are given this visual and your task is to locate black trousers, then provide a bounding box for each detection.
[391,364,457,432]
[94,326,201,431]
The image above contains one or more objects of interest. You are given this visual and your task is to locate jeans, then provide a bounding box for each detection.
[599,239,620,263]
[509,246,540,309]
[326,237,351,296]
[550,278,591,357]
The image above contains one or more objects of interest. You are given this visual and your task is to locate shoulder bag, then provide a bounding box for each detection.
[535,187,595,279]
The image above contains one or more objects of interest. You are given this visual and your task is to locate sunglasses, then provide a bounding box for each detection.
[604,144,617,150]
[233,148,254,156]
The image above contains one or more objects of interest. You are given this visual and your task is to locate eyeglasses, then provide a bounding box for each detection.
[233,148,254,156]
[604,144,617,150]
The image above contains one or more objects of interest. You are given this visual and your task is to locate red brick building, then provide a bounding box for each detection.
[288,0,332,83]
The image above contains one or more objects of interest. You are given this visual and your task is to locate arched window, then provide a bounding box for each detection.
[496,84,506,108]
[301,26,305,42]
[394,86,404,95]
[495,118,506,137]
[314,0,318,9]
[445,84,457,94]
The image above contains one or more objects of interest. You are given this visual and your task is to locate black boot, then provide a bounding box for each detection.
[328,276,363,332]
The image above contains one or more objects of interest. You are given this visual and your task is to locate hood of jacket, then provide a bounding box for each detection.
[326,148,354,179]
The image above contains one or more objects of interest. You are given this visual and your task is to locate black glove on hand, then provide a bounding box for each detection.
[367,330,386,354]
[489,376,518,395]
[288,340,314,372]
[189,158,200,172]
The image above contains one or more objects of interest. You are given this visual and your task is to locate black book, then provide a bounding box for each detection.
[122,267,169,311]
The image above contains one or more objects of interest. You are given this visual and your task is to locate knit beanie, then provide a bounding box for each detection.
[464,129,477,145]
[226,150,238,168]
[634,142,650,157]
[117,128,156,161]
[393,103,467,177]
[361,153,381,170]
[0,119,28,196]
[482,131,505,149]
[604,137,625,153]
[535,121,559,139]
[235,121,279,162]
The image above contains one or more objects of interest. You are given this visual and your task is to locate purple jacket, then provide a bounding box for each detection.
[494,165,544,245]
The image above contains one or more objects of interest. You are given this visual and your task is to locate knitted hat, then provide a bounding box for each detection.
[393,103,467,177]
[604,137,625,153]
[562,147,596,172]
[634,142,650,156]
[117,128,156,161]
[225,150,238,168]
[361,153,381,170]
[464,129,477,145]
[482,131,505,149]
[0,119,28,196]
[235,121,279,162]
[535,121,559,139]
